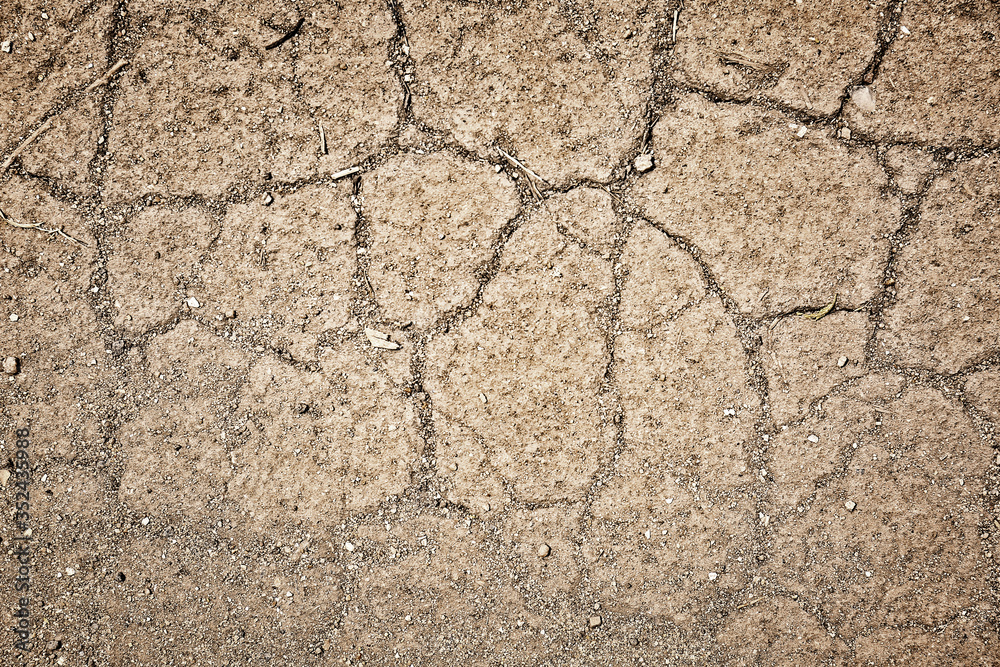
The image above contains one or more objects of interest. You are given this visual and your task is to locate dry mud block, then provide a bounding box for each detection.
[672,0,885,115]
[0,178,107,461]
[966,369,1000,424]
[632,94,899,317]
[197,182,356,360]
[105,0,398,200]
[844,0,1000,146]
[96,532,345,665]
[425,190,615,504]
[585,221,757,623]
[118,323,419,529]
[879,156,1000,374]
[617,221,758,489]
[19,95,104,195]
[763,311,870,426]
[106,205,216,334]
[403,0,666,184]
[717,597,849,665]
[0,1,111,154]
[853,617,1000,666]
[341,512,540,662]
[230,337,420,527]
[586,469,755,624]
[118,321,249,520]
[364,152,519,328]
[767,375,995,639]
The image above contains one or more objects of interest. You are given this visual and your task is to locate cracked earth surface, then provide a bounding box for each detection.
[1,0,999,665]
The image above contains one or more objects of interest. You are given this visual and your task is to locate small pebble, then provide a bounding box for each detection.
[9,313,18,322]
[538,543,551,558]
[344,541,355,552]
[186,296,200,308]
[589,615,602,628]
[839,127,852,140]
[838,356,848,367]
[796,125,808,138]
[634,154,655,173]
[27,32,35,41]
[66,567,75,575]
[1,40,11,53]
[46,640,61,651]
[708,572,718,581]
[807,434,819,443]
[845,500,857,512]
[3,356,19,375]
[263,192,274,206]
[141,517,150,526]
[224,309,236,319]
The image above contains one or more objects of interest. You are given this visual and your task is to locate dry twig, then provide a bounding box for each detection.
[0,119,52,173]
[0,207,87,245]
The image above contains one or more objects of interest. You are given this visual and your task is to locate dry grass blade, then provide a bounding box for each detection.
[497,147,547,201]
[1,207,87,245]
[799,294,837,321]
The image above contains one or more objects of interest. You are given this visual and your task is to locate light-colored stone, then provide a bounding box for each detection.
[2,356,18,375]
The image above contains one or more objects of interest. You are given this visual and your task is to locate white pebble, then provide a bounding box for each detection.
[708,572,718,581]
[186,297,200,308]
[344,541,355,552]
[9,313,18,322]
[807,434,819,443]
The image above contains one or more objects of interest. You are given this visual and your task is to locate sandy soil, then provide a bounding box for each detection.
[2,0,999,665]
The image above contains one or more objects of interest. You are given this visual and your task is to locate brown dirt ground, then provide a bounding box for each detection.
[2,0,999,665]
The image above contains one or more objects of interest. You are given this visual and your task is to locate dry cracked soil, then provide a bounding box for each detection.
[1,0,1000,665]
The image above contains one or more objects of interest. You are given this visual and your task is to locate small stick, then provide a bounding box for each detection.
[496,147,548,185]
[671,10,679,42]
[331,166,360,180]
[318,122,327,155]
[736,598,761,611]
[0,119,52,172]
[264,17,304,51]
[85,58,128,92]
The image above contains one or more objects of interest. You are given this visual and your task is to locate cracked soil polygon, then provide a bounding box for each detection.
[425,194,615,503]
[879,155,1000,374]
[844,0,1000,146]
[672,0,886,116]
[403,0,664,184]
[364,152,519,328]
[632,93,899,317]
